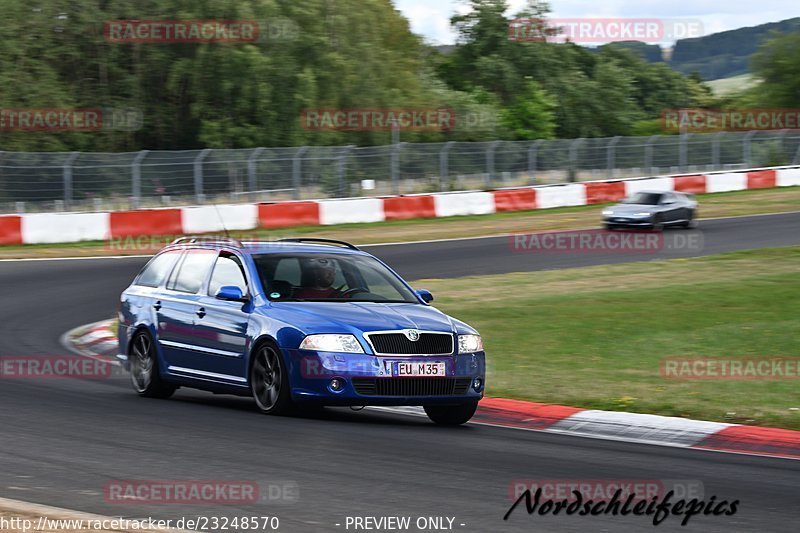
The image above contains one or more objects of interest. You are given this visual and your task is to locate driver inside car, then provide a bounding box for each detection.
[293,258,343,299]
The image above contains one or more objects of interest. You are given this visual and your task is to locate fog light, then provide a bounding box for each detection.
[330,378,344,392]
[472,378,483,391]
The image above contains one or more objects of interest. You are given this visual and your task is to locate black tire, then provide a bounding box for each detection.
[250,341,293,415]
[129,330,176,399]
[652,214,665,231]
[683,210,697,229]
[424,401,479,426]
[603,224,615,231]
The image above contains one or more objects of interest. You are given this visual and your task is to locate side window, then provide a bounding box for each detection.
[168,249,216,294]
[273,258,301,285]
[208,254,248,297]
[134,251,180,288]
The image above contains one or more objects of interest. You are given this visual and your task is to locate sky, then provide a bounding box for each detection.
[394,0,800,45]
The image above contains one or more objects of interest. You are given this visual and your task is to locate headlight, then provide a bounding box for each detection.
[300,334,364,353]
[602,209,614,216]
[458,334,484,353]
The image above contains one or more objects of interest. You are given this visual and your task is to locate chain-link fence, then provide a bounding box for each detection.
[2,130,800,213]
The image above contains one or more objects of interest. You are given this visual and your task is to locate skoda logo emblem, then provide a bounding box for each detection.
[405,329,420,342]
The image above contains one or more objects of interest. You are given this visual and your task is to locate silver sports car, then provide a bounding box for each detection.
[602,190,697,230]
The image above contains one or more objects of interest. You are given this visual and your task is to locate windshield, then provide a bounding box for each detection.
[622,192,662,205]
[254,253,419,303]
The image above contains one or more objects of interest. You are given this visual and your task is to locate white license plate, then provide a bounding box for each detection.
[396,362,446,376]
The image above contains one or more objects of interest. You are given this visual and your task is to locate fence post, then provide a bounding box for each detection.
[338,145,355,198]
[743,130,758,168]
[777,129,789,164]
[247,147,266,202]
[606,136,621,179]
[193,149,211,204]
[568,138,584,183]
[679,133,691,172]
[486,141,501,188]
[63,152,79,210]
[292,146,310,200]
[131,150,149,209]
[439,141,455,191]
[391,142,406,195]
[645,135,659,175]
[528,140,544,184]
[712,132,725,170]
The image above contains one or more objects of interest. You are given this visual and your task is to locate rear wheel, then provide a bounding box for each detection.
[424,401,479,426]
[129,331,175,399]
[250,342,293,415]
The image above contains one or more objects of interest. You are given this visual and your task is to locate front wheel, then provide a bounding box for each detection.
[129,331,176,399]
[652,214,665,231]
[424,401,479,426]
[250,342,293,415]
[683,210,698,229]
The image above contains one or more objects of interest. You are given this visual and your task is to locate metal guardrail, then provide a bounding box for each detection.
[2,130,800,213]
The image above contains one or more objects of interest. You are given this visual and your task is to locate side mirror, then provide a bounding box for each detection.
[416,289,434,304]
[215,286,248,302]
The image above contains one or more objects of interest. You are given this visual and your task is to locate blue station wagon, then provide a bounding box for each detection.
[118,237,486,425]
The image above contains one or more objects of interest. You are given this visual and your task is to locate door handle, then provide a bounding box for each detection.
[153,301,162,311]
[196,307,206,319]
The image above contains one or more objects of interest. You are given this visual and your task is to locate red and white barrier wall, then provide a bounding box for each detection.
[2,166,799,246]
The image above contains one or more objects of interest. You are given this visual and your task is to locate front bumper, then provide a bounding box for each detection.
[285,349,486,406]
[603,216,656,229]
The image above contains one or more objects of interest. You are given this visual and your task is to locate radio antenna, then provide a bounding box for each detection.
[213,204,231,239]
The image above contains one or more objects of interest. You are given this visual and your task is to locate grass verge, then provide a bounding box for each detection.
[419,246,800,430]
[1,187,799,259]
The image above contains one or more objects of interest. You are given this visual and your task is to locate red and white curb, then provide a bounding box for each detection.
[68,320,800,460]
[373,398,800,461]
[3,165,800,246]
[0,496,188,533]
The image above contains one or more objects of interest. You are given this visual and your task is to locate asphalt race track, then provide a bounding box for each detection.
[1,212,799,532]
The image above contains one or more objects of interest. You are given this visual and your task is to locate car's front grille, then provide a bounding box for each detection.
[352,377,472,397]
[366,332,454,355]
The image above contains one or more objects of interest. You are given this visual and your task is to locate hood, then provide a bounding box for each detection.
[608,203,657,215]
[266,301,476,335]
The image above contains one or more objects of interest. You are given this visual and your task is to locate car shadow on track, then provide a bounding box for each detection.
[162,389,455,428]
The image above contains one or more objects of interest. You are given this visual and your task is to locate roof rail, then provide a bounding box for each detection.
[170,236,243,247]
[277,238,360,250]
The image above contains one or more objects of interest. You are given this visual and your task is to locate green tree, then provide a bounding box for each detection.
[751,31,800,107]
[500,80,555,139]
